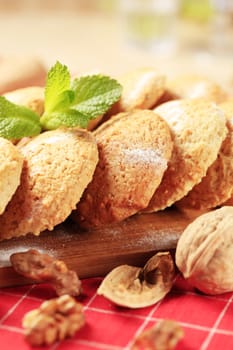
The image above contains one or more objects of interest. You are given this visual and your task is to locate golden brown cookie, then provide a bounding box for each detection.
[4,86,45,116]
[143,99,227,212]
[73,110,173,228]
[167,75,228,103]
[176,99,233,209]
[0,128,98,239]
[0,137,23,215]
[108,68,165,116]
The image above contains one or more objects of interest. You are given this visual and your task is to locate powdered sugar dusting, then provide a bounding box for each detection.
[123,148,167,168]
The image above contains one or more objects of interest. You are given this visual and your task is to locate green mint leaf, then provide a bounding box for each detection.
[41,72,122,130]
[71,75,122,118]
[40,110,88,130]
[45,61,71,113]
[49,90,75,112]
[0,97,41,139]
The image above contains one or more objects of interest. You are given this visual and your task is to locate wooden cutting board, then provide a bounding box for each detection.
[0,208,201,288]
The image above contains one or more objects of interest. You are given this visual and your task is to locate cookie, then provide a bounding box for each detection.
[73,109,173,228]
[176,99,233,209]
[4,86,45,116]
[0,137,23,214]
[0,128,98,239]
[143,99,227,212]
[108,68,165,116]
[167,75,228,103]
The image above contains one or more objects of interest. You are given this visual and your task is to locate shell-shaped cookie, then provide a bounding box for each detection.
[0,138,23,215]
[4,86,45,116]
[176,99,233,209]
[167,75,228,103]
[108,68,165,116]
[143,99,227,212]
[0,128,98,239]
[73,109,173,228]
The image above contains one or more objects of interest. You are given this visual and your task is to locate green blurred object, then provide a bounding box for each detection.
[120,0,178,53]
[126,12,171,41]
[97,0,117,12]
[180,0,214,22]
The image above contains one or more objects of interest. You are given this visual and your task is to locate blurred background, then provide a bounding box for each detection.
[0,0,233,85]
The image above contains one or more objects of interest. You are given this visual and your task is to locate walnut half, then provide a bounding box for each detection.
[97,252,176,308]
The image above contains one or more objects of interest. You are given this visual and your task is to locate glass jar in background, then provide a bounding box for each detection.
[119,0,178,54]
[178,0,214,51]
[210,0,233,55]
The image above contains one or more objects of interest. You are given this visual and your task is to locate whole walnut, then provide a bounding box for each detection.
[175,206,233,295]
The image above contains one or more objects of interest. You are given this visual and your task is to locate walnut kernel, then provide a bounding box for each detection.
[10,249,82,296]
[23,295,85,346]
[131,319,184,350]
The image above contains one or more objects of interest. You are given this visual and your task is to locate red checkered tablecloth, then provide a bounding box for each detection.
[0,276,232,349]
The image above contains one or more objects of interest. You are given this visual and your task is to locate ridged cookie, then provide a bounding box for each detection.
[4,86,45,116]
[0,137,23,215]
[176,100,233,209]
[143,99,227,212]
[0,128,98,239]
[167,75,228,103]
[107,68,165,116]
[73,110,173,228]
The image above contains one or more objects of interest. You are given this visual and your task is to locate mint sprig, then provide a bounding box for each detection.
[0,97,41,139]
[44,61,71,113]
[41,62,122,130]
[0,61,122,140]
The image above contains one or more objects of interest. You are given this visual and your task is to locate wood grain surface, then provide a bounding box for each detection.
[0,208,202,288]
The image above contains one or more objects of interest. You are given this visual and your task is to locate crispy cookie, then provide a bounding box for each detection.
[108,68,165,116]
[177,99,233,209]
[143,99,227,212]
[4,86,45,116]
[73,110,173,228]
[0,128,98,239]
[0,138,23,215]
[167,75,228,103]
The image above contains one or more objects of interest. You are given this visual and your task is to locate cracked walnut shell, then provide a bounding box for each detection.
[97,252,175,308]
[175,206,233,295]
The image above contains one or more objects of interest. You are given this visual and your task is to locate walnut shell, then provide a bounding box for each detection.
[97,252,175,308]
[175,206,233,295]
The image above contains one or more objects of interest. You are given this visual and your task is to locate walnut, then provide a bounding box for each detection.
[131,319,184,350]
[175,206,233,295]
[97,252,176,308]
[10,249,82,296]
[23,294,85,346]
